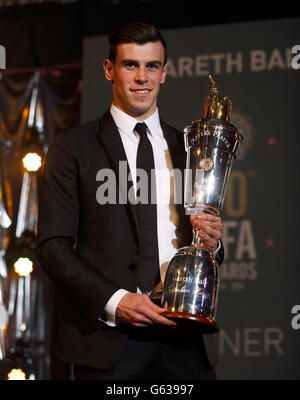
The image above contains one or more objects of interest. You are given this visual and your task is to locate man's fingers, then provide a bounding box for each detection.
[198,229,218,253]
[143,299,176,326]
[190,213,221,222]
[191,215,222,230]
[199,229,217,245]
[199,224,222,240]
[116,293,176,327]
[190,214,223,245]
[131,308,176,327]
[130,311,154,326]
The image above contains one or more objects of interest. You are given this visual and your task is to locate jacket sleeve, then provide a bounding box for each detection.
[36,133,120,329]
[215,239,224,266]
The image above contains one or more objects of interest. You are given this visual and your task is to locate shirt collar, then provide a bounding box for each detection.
[110,104,163,138]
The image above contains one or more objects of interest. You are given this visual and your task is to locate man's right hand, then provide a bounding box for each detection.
[116,293,177,328]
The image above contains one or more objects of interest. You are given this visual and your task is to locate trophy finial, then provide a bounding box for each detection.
[203,74,232,122]
[208,74,219,95]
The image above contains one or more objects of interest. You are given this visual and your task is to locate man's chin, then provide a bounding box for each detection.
[128,103,156,120]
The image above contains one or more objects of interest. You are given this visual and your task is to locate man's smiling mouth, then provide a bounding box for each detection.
[130,89,152,94]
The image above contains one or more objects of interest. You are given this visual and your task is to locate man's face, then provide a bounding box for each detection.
[103,41,167,121]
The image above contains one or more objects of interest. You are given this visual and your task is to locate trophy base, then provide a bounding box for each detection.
[161,311,219,334]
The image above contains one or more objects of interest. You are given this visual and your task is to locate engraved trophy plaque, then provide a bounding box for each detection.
[161,75,243,333]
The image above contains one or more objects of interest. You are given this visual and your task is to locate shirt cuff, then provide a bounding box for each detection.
[99,289,130,327]
[213,240,221,257]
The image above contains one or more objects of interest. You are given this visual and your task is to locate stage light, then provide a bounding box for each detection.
[0,358,35,380]
[14,257,33,277]
[7,368,26,380]
[22,152,42,172]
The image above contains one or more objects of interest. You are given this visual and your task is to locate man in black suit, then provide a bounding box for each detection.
[37,22,224,380]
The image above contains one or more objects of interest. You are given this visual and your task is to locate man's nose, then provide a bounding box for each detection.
[135,67,148,83]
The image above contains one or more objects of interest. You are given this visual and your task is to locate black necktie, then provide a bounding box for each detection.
[134,122,160,292]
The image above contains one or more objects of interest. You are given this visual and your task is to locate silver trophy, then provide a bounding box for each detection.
[161,75,243,333]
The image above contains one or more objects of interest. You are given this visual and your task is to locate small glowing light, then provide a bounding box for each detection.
[14,257,33,277]
[22,152,42,172]
[267,137,277,146]
[265,238,275,248]
[7,368,26,380]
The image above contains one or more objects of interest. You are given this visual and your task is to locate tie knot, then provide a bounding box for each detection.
[134,122,148,137]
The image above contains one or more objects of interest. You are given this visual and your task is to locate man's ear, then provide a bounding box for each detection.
[160,63,168,84]
[103,59,114,83]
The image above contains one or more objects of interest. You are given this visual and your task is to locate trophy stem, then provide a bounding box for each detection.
[191,228,205,249]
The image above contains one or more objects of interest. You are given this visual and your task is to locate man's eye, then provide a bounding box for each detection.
[125,63,137,69]
[148,64,158,70]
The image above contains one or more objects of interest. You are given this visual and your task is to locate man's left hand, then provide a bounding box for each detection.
[190,214,223,253]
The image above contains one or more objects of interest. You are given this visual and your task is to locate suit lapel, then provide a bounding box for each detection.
[160,119,185,172]
[95,110,140,246]
[160,118,186,204]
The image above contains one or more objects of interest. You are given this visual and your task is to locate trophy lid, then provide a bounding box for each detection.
[203,74,232,122]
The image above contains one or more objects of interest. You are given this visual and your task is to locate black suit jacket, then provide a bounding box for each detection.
[37,110,223,369]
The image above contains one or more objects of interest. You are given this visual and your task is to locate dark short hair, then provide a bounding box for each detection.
[108,22,168,65]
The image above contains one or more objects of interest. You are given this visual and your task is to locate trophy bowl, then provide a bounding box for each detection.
[161,237,219,334]
[161,75,243,333]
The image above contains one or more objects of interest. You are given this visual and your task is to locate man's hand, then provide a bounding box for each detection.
[190,214,223,253]
[116,293,177,328]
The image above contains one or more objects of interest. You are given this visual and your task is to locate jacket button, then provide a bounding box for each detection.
[128,264,136,271]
